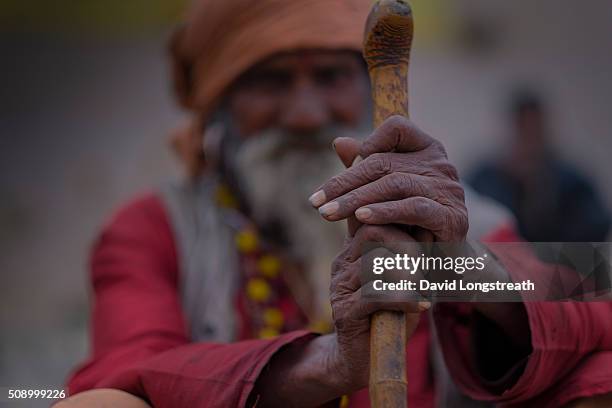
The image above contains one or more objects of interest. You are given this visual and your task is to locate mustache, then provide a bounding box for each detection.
[228,126,344,229]
[231,127,343,196]
[227,125,369,172]
[209,123,367,224]
[269,130,337,152]
[236,128,340,163]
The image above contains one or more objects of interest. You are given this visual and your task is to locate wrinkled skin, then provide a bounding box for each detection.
[318,115,468,390]
[311,115,468,243]
[330,224,427,389]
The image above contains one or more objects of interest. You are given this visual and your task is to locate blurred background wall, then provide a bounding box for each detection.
[1,0,611,404]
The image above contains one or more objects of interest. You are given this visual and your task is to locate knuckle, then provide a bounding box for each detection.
[330,273,339,292]
[452,182,466,202]
[429,139,448,158]
[326,174,349,197]
[382,172,408,195]
[440,213,455,241]
[456,208,469,237]
[331,279,357,298]
[437,161,460,181]
[330,291,345,311]
[329,281,337,294]
[336,279,356,295]
[340,191,362,213]
[355,224,385,243]
[439,180,465,205]
[440,207,469,241]
[333,306,355,330]
[362,224,386,239]
[364,153,392,178]
[377,202,399,221]
[332,256,344,273]
[356,301,375,319]
[432,206,448,229]
[387,114,409,132]
[410,196,433,217]
[334,316,348,331]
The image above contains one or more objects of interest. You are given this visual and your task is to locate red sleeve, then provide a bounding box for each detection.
[66,193,315,407]
[434,223,612,406]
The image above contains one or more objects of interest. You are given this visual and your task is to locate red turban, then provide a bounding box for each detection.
[169,0,370,118]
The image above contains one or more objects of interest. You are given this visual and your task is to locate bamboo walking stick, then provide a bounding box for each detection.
[363,1,414,407]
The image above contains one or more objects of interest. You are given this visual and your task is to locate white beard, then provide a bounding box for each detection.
[232,129,349,323]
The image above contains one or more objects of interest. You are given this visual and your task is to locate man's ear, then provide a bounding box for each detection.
[168,117,208,181]
[333,137,361,168]
[168,25,194,109]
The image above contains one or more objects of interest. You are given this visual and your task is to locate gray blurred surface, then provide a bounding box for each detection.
[0,33,180,401]
[0,1,611,405]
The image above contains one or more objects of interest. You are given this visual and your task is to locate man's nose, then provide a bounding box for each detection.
[279,83,330,134]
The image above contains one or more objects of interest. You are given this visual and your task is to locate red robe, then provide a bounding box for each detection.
[67,193,612,407]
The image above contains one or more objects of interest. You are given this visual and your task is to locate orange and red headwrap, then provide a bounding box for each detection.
[169,0,370,118]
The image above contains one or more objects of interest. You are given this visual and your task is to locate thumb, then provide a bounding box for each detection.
[333,137,361,168]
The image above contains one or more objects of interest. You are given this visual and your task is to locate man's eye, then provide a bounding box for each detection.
[314,67,350,87]
[251,71,293,91]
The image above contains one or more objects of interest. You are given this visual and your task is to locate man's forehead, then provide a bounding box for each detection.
[252,49,363,72]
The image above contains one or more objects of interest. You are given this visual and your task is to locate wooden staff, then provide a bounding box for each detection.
[363,1,413,407]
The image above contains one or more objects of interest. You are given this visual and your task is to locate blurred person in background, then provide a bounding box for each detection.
[469,89,611,242]
[57,1,612,407]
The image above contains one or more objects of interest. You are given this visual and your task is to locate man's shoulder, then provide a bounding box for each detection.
[100,191,173,242]
[109,191,167,224]
[92,190,178,268]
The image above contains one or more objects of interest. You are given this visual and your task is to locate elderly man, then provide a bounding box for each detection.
[60,0,612,407]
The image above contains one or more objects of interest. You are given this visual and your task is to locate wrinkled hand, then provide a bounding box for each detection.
[250,223,428,406]
[310,115,468,242]
[329,224,427,390]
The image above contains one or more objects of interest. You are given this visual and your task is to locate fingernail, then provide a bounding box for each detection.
[319,201,339,217]
[352,156,363,167]
[418,301,432,312]
[309,190,326,207]
[355,207,372,221]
